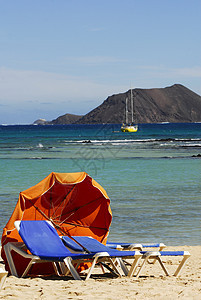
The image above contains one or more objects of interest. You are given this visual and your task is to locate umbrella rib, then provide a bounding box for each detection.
[26,198,91,253]
[25,197,110,253]
[50,183,77,222]
[59,221,109,231]
[58,196,104,225]
[26,198,109,231]
[27,198,54,222]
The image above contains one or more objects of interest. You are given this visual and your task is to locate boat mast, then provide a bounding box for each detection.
[126,97,128,124]
[131,89,133,124]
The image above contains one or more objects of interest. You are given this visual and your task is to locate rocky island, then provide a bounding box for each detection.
[34,84,201,124]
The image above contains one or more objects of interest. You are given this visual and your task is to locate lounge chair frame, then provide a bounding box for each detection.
[63,236,190,278]
[4,241,83,279]
[122,250,191,277]
[62,236,154,278]
[3,221,128,280]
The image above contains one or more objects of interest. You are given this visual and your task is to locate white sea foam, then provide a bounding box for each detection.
[65,138,158,144]
[37,143,44,148]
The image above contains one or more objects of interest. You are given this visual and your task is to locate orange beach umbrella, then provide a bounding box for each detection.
[1,172,112,276]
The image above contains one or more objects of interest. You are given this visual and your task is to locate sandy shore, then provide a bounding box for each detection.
[0,245,200,300]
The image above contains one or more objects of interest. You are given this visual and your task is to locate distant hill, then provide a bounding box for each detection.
[33,84,201,125]
[48,113,83,124]
[33,113,83,125]
[76,84,201,124]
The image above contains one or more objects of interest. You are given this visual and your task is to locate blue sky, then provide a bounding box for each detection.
[0,0,201,124]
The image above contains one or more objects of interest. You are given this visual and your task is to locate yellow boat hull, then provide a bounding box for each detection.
[121,125,138,132]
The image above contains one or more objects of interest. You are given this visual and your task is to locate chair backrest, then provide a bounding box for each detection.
[15,220,72,260]
[63,236,139,258]
[62,236,84,252]
[72,236,112,253]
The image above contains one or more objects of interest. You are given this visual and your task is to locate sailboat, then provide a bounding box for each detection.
[121,89,138,132]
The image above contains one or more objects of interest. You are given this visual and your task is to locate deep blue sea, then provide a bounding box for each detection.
[0,123,200,245]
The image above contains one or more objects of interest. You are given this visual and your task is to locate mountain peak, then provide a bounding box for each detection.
[76,84,201,124]
[34,84,201,125]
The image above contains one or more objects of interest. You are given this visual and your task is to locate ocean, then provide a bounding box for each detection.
[0,123,200,246]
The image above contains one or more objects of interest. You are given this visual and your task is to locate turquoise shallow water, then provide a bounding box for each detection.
[0,123,201,245]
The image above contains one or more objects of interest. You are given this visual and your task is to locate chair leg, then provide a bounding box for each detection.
[4,243,19,277]
[105,257,122,277]
[21,259,35,278]
[131,255,149,278]
[127,253,143,277]
[63,257,81,280]
[52,262,61,276]
[85,256,99,280]
[116,258,129,276]
[0,270,8,290]
[100,263,105,274]
[174,252,191,277]
[155,256,170,276]
[59,262,69,275]
[133,252,166,278]
[85,253,122,280]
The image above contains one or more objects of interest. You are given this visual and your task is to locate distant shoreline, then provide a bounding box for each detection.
[1,121,201,126]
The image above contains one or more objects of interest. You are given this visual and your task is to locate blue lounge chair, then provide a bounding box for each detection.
[106,242,166,266]
[62,236,160,277]
[106,243,190,277]
[106,242,166,251]
[4,220,124,280]
[63,236,142,252]
[63,236,190,277]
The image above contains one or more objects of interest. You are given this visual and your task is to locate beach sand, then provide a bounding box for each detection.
[0,245,200,300]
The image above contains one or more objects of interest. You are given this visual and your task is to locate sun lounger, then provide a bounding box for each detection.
[106,242,166,251]
[4,220,126,280]
[106,242,166,265]
[0,268,8,291]
[62,236,142,252]
[121,250,191,277]
[63,236,190,277]
[106,241,190,276]
[62,236,160,277]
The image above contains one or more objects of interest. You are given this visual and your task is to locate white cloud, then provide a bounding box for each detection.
[138,65,201,78]
[0,67,124,105]
[0,67,129,123]
[173,66,201,77]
